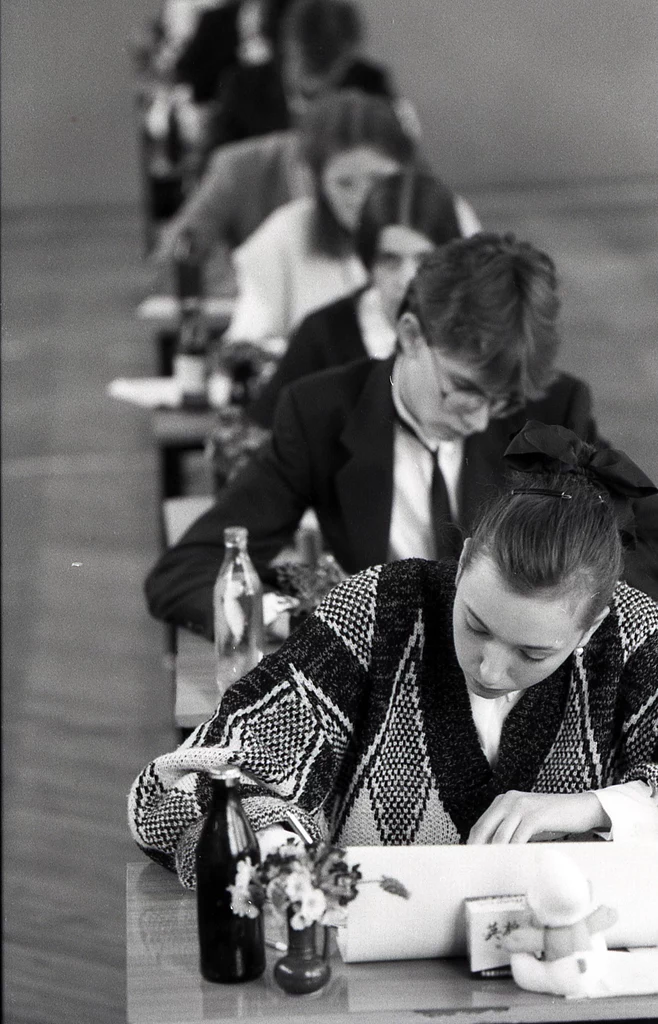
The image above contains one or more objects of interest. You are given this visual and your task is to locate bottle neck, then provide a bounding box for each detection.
[225,540,248,557]
[209,775,237,795]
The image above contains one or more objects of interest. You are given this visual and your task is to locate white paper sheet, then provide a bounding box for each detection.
[137,295,235,324]
[108,377,182,408]
[335,842,658,963]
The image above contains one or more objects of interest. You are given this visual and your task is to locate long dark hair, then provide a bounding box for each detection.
[299,90,416,256]
[355,171,461,270]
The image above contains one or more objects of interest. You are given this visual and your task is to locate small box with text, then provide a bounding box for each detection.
[465,894,532,973]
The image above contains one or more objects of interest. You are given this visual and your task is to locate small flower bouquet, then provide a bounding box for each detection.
[206,406,270,487]
[274,555,346,620]
[228,839,410,931]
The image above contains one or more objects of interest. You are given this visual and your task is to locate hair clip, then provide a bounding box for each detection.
[510,488,573,500]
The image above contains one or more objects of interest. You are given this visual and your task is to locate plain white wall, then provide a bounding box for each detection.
[2,0,657,208]
[1,0,160,208]
[360,0,658,189]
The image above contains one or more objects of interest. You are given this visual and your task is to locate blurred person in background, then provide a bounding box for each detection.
[207,0,396,150]
[248,170,468,427]
[225,89,417,345]
[172,0,240,104]
[151,112,480,294]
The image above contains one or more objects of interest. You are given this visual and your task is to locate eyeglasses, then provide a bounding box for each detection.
[440,376,522,419]
[429,354,523,419]
[402,305,525,420]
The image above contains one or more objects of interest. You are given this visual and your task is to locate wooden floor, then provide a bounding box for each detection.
[2,181,657,1023]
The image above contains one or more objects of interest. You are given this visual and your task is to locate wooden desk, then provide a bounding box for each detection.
[137,296,235,375]
[137,295,235,332]
[151,407,217,498]
[127,860,657,1024]
[174,610,297,732]
[174,629,217,729]
[108,377,217,498]
[163,495,214,547]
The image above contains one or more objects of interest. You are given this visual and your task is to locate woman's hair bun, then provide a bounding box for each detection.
[503,421,657,547]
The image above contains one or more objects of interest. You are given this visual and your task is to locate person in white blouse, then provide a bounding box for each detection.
[225,89,419,345]
[248,169,475,428]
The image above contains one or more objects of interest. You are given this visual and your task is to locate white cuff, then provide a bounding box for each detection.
[593,780,658,842]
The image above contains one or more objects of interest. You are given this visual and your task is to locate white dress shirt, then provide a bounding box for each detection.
[388,363,464,561]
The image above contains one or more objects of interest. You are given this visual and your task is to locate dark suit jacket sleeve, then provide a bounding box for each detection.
[543,375,658,601]
[144,389,316,638]
[249,313,333,428]
[558,375,599,442]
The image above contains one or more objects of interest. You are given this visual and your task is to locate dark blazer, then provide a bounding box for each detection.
[248,290,367,427]
[208,57,395,150]
[175,4,240,104]
[145,357,657,638]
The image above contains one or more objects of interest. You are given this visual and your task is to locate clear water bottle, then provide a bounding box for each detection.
[173,305,207,407]
[196,764,265,983]
[213,527,264,695]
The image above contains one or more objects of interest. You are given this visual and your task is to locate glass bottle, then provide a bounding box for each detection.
[173,227,204,311]
[196,764,265,983]
[213,527,264,695]
[174,305,208,407]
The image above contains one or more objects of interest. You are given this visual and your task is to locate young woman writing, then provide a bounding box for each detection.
[130,422,658,887]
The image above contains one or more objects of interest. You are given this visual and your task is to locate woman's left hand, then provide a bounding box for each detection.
[467,790,610,844]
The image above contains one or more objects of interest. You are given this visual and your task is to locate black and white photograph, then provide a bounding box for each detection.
[3,2,658,1022]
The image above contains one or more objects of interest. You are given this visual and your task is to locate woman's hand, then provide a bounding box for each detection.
[467,790,611,845]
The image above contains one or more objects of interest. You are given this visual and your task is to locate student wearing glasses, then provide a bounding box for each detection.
[144,233,658,637]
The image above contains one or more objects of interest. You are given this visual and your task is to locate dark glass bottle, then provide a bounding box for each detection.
[196,765,266,984]
[174,306,208,407]
[173,227,204,310]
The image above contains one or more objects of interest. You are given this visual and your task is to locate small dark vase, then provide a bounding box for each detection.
[273,911,331,995]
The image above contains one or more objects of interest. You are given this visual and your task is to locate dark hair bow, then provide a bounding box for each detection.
[503,421,657,545]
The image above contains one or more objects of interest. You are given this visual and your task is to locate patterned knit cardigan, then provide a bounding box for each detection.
[129,560,658,888]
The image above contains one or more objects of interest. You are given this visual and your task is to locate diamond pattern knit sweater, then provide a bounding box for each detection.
[128,560,658,888]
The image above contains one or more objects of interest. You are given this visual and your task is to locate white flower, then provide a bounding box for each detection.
[228,886,260,919]
[227,857,259,918]
[299,887,327,923]
[284,868,313,902]
[234,857,254,887]
[290,909,312,930]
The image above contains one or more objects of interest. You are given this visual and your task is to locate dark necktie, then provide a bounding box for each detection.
[431,455,462,561]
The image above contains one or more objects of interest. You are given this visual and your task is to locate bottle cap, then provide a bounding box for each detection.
[208,764,242,783]
[223,526,248,546]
